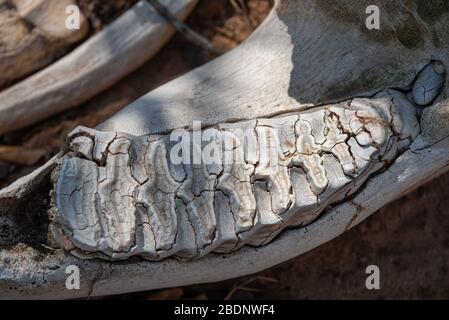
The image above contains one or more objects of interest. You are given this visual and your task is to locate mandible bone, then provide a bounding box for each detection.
[51,90,420,261]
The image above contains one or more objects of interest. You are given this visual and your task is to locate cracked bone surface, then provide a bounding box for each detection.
[1,0,449,299]
[52,90,420,260]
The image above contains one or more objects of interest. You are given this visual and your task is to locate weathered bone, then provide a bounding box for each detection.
[0,0,88,89]
[52,90,420,260]
[1,0,449,299]
[0,0,197,135]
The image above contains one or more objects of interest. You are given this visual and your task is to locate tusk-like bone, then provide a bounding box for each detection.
[0,0,198,135]
[1,0,449,299]
[0,0,88,90]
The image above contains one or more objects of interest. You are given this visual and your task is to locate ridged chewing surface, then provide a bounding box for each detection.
[51,90,420,261]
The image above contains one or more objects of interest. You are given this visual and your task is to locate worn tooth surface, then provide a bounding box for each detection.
[288,167,318,226]
[238,181,283,247]
[218,122,257,233]
[55,157,102,251]
[52,90,420,261]
[213,191,239,253]
[218,160,256,234]
[258,116,299,156]
[255,126,293,215]
[99,137,139,255]
[136,140,179,254]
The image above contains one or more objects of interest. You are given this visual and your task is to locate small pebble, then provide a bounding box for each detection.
[412,61,446,106]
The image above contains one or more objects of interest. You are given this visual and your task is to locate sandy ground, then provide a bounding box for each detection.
[0,0,448,299]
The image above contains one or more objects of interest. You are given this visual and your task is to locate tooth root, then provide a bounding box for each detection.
[53,89,420,261]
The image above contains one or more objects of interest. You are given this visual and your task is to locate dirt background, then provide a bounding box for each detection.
[1,0,448,299]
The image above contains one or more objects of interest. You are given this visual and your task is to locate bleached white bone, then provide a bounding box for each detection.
[52,90,420,260]
[0,0,197,135]
[0,0,88,90]
[1,0,449,299]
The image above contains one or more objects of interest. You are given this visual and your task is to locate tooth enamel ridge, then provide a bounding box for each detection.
[51,90,421,260]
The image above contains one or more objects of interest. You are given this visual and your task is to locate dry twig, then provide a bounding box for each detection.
[230,0,255,30]
[147,0,225,55]
[224,276,278,300]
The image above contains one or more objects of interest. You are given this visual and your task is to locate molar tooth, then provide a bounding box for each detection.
[218,127,257,233]
[288,167,318,226]
[255,126,293,215]
[295,120,320,154]
[258,115,298,155]
[238,181,282,247]
[377,90,421,141]
[52,90,420,261]
[137,141,179,254]
[69,136,93,160]
[301,154,328,195]
[300,110,327,145]
[331,143,355,175]
[318,154,352,202]
[174,200,199,259]
[213,191,239,253]
[218,163,256,233]
[55,157,102,252]
[347,137,378,173]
